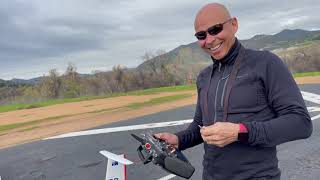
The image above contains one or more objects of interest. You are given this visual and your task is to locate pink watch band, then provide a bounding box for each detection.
[239,123,248,133]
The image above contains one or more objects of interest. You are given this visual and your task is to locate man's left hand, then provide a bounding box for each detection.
[200,122,239,147]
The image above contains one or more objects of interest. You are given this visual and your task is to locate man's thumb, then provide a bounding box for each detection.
[153,133,163,139]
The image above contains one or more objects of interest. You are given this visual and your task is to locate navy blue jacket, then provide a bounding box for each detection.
[176,40,313,180]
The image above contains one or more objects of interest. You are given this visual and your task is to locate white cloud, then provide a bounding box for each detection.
[280,16,308,27]
[0,0,320,80]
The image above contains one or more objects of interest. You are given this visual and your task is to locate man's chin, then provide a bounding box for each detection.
[211,52,226,60]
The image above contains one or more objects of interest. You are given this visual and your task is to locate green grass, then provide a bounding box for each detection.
[127,93,192,109]
[0,104,41,113]
[126,85,196,96]
[0,84,196,113]
[293,71,320,77]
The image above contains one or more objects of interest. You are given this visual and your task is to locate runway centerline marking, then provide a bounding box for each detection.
[311,114,320,121]
[301,91,320,105]
[44,119,193,140]
[158,174,176,180]
[307,106,320,112]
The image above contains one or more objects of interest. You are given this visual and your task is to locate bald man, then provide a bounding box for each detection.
[155,3,312,180]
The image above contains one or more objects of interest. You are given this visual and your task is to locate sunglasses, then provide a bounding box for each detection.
[194,18,233,40]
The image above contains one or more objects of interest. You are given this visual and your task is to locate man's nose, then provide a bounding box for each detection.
[205,33,217,44]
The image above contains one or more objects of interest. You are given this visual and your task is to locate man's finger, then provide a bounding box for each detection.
[208,135,223,141]
[200,127,218,136]
[154,133,164,139]
[200,127,212,136]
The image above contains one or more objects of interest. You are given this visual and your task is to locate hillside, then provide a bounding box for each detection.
[137,42,211,82]
[274,40,320,73]
[241,29,320,50]
[138,29,320,79]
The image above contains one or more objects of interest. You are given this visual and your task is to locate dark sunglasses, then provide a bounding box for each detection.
[194,18,233,40]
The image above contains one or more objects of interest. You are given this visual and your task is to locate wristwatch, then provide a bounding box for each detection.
[238,123,249,142]
[238,132,249,142]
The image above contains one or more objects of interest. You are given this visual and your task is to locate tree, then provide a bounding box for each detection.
[39,69,61,98]
[65,62,79,81]
[111,65,130,92]
[141,49,167,62]
[62,63,81,98]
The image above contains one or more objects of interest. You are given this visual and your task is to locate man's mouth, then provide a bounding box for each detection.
[208,42,223,52]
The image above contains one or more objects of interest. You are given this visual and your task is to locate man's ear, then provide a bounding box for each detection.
[231,17,238,34]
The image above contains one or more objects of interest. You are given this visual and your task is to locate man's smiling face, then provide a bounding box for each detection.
[194,4,238,60]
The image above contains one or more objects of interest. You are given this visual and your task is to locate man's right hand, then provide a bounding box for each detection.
[154,132,179,149]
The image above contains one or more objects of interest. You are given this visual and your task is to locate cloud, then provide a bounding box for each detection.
[0,0,320,80]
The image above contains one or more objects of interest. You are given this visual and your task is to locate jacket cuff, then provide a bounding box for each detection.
[175,130,189,151]
[241,122,254,144]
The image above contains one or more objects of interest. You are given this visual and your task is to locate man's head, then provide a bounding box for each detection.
[194,3,238,60]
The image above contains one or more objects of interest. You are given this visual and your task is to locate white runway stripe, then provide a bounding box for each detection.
[307,106,320,112]
[45,119,193,140]
[311,114,320,121]
[301,91,320,105]
[157,174,176,180]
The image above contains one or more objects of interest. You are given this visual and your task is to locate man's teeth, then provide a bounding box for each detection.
[209,43,222,51]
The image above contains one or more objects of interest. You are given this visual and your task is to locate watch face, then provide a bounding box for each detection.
[238,133,249,142]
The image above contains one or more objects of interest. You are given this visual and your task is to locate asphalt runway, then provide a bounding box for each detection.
[0,84,319,180]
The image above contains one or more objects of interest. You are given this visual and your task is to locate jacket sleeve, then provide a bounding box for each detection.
[175,83,203,150]
[242,52,313,147]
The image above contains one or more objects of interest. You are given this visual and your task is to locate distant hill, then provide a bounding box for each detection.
[0,79,19,87]
[274,40,320,73]
[0,77,45,87]
[1,74,91,86]
[137,42,210,80]
[241,29,320,50]
[137,29,320,79]
[10,77,44,85]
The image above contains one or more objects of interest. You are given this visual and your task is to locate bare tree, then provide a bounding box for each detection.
[62,63,81,98]
[38,69,61,98]
[141,49,167,62]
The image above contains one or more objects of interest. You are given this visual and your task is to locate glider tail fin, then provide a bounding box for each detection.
[100,150,133,180]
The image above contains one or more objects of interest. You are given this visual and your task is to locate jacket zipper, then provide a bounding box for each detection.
[213,79,221,123]
[213,62,226,123]
[221,74,230,107]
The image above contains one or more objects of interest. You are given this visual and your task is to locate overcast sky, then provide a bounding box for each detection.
[1,0,320,80]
